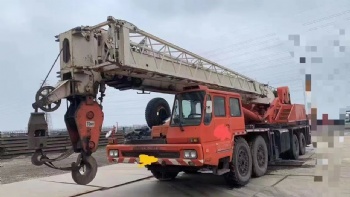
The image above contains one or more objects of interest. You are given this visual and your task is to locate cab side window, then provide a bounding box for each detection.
[182,100,191,118]
[229,98,241,117]
[204,95,212,125]
[214,96,226,117]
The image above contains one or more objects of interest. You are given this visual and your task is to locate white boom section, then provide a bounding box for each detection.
[48,16,275,104]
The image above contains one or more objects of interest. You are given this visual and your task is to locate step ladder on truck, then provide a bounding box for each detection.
[28,16,311,186]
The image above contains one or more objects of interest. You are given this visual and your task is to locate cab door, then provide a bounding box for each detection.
[201,93,232,166]
[212,94,232,159]
[228,97,245,134]
[201,93,229,143]
[212,94,230,135]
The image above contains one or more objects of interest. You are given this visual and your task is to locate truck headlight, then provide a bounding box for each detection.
[184,150,197,159]
[109,150,118,157]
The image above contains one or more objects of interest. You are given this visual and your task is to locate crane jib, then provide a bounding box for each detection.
[48,16,275,105]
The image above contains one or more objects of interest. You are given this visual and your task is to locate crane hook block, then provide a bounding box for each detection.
[27,112,49,150]
[70,97,104,154]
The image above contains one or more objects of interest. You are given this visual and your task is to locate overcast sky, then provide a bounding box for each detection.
[1,0,350,131]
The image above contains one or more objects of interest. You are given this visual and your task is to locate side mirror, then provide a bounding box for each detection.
[206,100,212,114]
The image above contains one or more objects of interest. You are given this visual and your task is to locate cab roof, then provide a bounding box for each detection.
[182,85,241,98]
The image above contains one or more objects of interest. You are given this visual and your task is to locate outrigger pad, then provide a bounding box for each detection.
[27,112,49,150]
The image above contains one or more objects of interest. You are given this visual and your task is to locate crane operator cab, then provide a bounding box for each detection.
[145,85,246,144]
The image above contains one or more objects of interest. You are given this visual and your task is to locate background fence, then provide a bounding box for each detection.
[0,127,128,159]
[1,122,349,158]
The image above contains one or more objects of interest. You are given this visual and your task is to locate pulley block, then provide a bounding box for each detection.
[34,86,61,112]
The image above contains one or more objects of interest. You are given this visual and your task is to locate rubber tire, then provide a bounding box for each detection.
[224,137,252,187]
[299,132,306,156]
[71,156,98,185]
[290,134,300,160]
[31,151,44,166]
[145,98,171,128]
[151,170,178,181]
[250,135,268,177]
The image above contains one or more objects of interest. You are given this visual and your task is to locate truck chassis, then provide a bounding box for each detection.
[107,124,311,186]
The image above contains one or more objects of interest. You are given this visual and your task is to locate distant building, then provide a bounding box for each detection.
[346,111,350,123]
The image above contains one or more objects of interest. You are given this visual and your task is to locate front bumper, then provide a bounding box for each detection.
[106,144,204,166]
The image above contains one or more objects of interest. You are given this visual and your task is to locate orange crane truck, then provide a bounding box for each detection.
[27,16,311,187]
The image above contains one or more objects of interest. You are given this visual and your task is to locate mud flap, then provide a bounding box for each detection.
[27,112,49,150]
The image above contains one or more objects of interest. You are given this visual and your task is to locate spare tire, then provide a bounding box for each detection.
[145,98,171,128]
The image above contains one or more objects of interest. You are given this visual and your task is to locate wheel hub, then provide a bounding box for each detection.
[238,148,249,176]
[157,107,168,121]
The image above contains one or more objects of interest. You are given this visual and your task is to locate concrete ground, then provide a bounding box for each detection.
[1,136,350,197]
[0,148,113,184]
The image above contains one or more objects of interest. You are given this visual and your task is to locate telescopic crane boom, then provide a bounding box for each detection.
[28,16,283,185]
[34,16,275,109]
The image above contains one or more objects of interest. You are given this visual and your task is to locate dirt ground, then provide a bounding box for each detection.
[0,148,112,184]
[1,130,349,187]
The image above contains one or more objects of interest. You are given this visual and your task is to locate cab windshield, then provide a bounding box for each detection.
[170,91,205,127]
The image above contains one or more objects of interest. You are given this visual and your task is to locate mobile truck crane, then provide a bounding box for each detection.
[28,16,311,186]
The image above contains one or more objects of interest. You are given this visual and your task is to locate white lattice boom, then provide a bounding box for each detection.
[48,16,276,104]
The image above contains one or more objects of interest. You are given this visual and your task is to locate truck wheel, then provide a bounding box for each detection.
[145,98,171,128]
[224,137,252,187]
[290,134,299,160]
[151,170,178,181]
[299,132,306,155]
[250,135,268,177]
